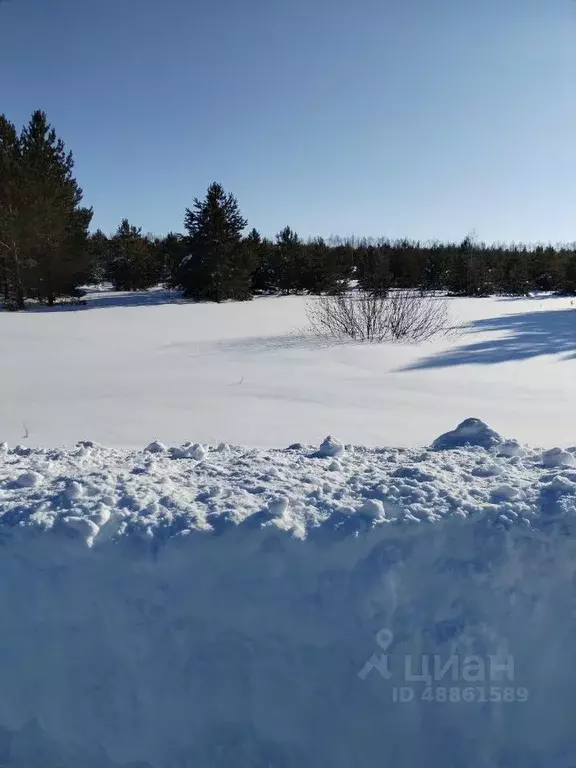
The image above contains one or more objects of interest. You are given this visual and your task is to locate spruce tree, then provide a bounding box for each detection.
[500,246,530,295]
[561,252,576,294]
[447,236,488,296]
[159,232,187,287]
[179,182,249,301]
[356,244,391,297]
[323,241,354,294]
[420,244,448,293]
[108,219,157,291]
[244,228,268,293]
[19,110,92,305]
[530,245,562,292]
[0,115,25,308]
[273,226,306,293]
[87,229,111,285]
[300,237,346,294]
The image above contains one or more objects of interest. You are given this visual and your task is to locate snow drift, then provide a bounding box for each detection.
[0,421,575,767]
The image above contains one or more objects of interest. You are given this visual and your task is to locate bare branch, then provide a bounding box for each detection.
[306,290,451,343]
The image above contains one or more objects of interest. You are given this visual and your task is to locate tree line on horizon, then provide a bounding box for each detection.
[3,110,576,309]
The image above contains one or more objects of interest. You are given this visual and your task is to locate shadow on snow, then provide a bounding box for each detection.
[404,308,576,370]
[20,289,185,313]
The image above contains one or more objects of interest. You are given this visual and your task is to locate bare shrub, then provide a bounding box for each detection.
[383,290,451,341]
[306,289,451,343]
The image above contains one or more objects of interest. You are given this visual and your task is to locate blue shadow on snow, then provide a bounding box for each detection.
[404,308,576,370]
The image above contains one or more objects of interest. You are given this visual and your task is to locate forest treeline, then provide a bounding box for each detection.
[2,111,576,309]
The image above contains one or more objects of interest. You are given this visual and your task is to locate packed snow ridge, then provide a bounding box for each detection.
[0,420,576,767]
[2,419,575,541]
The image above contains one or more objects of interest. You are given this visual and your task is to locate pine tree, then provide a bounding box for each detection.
[530,245,562,292]
[273,226,306,293]
[179,182,249,301]
[244,228,269,293]
[447,236,488,296]
[108,219,157,291]
[325,241,354,294]
[561,252,576,294]
[0,115,25,308]
[389,239,426,288]
[299,237,350,294]
[500,246,530,295]
[158,232,187,287]
[420,244,448,293]
[87,229,111,285]
[19,110,92,305]
[356,244,391,296]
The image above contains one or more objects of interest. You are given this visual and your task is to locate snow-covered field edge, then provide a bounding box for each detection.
[1,420,576,766]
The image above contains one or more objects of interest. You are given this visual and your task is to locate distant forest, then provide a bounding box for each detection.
[2,110,576,309]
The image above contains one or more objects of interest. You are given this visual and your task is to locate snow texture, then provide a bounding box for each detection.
[0,423,575,766]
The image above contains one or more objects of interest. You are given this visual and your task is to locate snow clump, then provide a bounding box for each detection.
[432,417,503,450]
[268,496,290,517]
[317,435,344,458]
[145,440,167,454]
[542,447,576,468]
[15,471,43,488]
[170,443,207,460]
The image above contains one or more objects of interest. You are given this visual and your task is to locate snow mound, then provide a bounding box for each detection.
[145,440,167,454]
[15,470,43,488]
[0,431,575,766]
[542,447,576,468]
[169,442,207,460]
[497,439,526,458]
[316,435,344,457]
[432,417,503,450]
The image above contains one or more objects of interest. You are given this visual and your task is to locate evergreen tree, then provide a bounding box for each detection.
[530,245,563,292]
[326,241,354,294]
[245,228,272,294]
[356,244,391,296]
[108,219,157,291]
[19,110,92,305]
[561,252,576,294]
[158,232,187,287]
[299,238,328,294]
[87,229,111,284]
[273,226,306,293]
[500,246,530,295]
[0,115,25,308]
[389,239,426,288]
[420,243,448,293]
[179,182,249,301]
[446,236,490,296]
[299,237,352,294]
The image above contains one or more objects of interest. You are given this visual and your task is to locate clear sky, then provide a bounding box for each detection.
[0,0,574,244]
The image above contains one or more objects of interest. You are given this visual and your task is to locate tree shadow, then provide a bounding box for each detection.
[403,308,576,370]
[495,293,571,303]
[25,288,186,312]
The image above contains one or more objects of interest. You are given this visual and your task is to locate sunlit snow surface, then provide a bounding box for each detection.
[1,288,576,448]
[0,423,575,767]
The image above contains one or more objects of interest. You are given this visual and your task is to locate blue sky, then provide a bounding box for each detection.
[0,0,574,243]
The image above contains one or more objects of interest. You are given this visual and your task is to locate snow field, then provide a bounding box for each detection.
[1,289,576,449]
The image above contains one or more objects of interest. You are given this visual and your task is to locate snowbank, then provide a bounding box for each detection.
[0,422,575,766]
